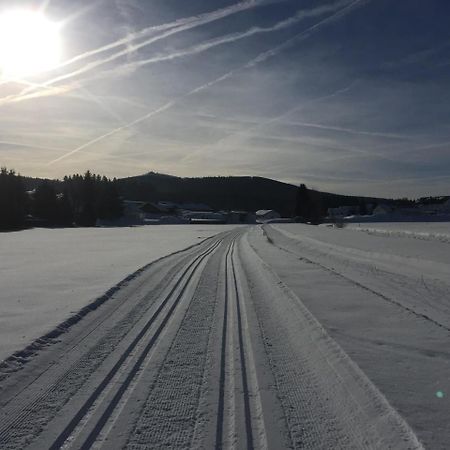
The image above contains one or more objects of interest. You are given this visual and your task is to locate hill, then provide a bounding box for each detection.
[116,172,385,217]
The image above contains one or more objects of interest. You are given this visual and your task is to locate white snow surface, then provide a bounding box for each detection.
[0,228,422,449]
[0,225,237,362]
[252,223,450,448]
[345,221,450,243]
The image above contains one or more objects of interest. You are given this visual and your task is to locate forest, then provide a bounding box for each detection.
[0,168,122,230]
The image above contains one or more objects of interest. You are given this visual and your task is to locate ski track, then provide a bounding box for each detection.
[265,224,450,332]
[0,227,424,449]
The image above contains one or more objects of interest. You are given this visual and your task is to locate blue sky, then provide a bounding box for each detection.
[0,0,449,197]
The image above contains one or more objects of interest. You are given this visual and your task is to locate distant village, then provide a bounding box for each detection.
[2,167,449,230]
[114,200,279,226]
[114,196,450,227]
[327,196,450,222]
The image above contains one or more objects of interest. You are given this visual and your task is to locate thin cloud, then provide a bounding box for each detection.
[4,0,354,106]
[7,0,262,102]
[281,121,411,140]
[182,82,357,162]
[47,0,368,165]
[47,101,176,165]
[0,140,67,152]
[126,0,354,71]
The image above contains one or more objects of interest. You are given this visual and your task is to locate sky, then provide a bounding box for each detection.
[0,0,449,198]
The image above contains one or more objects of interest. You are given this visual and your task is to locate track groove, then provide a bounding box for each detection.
[231,242,255,450]
[125,233,241,449]
[214,237,267,450]
[52,237,222,449]
[214,243,232,449]
[263,225,450,332]
[0,235,223,450]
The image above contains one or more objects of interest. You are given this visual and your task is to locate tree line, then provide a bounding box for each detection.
[0,168,123,230]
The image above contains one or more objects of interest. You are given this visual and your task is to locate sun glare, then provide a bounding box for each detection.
[0,9,61,78]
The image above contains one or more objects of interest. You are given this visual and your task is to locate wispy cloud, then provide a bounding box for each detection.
[0,140,67,152]
[47,100,176,165]
[47,0,367,165]
[4,0,262,102]
[182,82,357,162]
[2,0,358,107]
[127,0,354,69]
[280,121,411,140]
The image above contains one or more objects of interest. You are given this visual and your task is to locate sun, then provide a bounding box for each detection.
[0,9,62,79]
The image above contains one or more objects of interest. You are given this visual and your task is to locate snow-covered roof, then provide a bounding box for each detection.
[256,209,277,216]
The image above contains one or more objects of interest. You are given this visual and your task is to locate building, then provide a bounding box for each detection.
[255,209,281,222]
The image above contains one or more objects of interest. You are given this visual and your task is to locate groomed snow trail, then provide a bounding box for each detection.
[0,228,423,449]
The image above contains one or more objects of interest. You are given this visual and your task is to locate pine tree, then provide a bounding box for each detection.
[33,181,58,223]
[0,168,26,229]
[294,184,311,221]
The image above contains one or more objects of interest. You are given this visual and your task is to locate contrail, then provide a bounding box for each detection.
[59,0,260,70]
[12,0,261,100]
[126,0,354,71]
[48,0,368,165]
[3,0,354,105]
[0,140,67,152]
[48,101,176,165]
[181,83,358,162]
[278,121,411,140]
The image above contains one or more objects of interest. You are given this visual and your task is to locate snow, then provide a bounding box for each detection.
[0,228,422,449]
[345,221,450,243]
[250,223,450,448]
[1,222,449,447]
[0,225,238,362]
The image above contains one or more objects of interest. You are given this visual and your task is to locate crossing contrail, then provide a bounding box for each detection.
[9,0,262,101]
[47,0,369,165]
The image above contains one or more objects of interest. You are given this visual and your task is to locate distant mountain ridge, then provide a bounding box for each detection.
[19,171,395,217]
[115,172,386,217]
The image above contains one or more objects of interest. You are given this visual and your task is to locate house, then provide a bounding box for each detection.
[140,202,173,219]
[179,202,213,212]
[183,211,227,224]
[255,210,281,222]
[157,201,178,211]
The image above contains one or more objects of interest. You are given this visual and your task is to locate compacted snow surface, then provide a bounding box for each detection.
[0,225,237,361]
[254,223,450,449]
[346,221,450,244]
[0,222,447,449]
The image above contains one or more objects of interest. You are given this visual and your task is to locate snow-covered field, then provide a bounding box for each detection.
[0,225,237,362]
[253,223,450,448]
[1,223,449,448]
[0,227,422,449]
